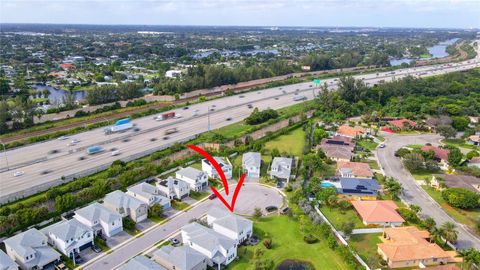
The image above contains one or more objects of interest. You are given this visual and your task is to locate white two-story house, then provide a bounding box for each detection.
[74,202,123,238]
[181,223,237,270]
[242,152,261,178]
[156,177,190,200]
[103,190,148,223]
[127,182,171,209]
[201,157,232,180]
[206,208,253,244]
[4,228,61,270]
[176,167,209,192]
[42,219,94,258]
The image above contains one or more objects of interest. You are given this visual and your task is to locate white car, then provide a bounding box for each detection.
[13,171,24,177]
[71,139,80,144]
[111,150,121,156]
[58,135,69,140]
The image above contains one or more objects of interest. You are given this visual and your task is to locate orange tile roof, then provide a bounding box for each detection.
[421,145,450,161]
[60,63,75,70]
[378,226,452,263]
[351,200,404,223]
[388,119,417,129]
[418,265,460,270]
[336,161,374,178]
[337,125,365,137]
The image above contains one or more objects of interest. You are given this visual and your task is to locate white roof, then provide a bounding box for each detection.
[182,223,235,253]
[176,167,205,180]
[208,208,253,235]
[119,255,166,270]
[42,219,92,242]
[242,152,261,168]
[74,202,121,224]
[153,246,205,270]
[104,190,146,211]
[0,250,18,270]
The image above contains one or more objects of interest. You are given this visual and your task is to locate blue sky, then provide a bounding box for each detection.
[1,0,479,28]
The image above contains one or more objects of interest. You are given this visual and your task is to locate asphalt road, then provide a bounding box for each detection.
[81,183,284,270]
[377,133,480,249]
[1,44,480,203]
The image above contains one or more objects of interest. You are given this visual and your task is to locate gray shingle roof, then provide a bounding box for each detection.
[208,208,252,235]
[3,228,47,257]
[182,223,235,253]
[119,255,166,270]
[271,157,293,179]
[42,219,92,242]
[153,245,205,270]
[0,250,18,270]
[127,183,170,205]
[242,152,261,168]
[104,190,146,212]
[74,202,121,224]
[176,167,205,180]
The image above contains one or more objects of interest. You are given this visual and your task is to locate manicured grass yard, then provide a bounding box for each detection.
[357,139,379,151]
[319,206,366,229]
[189,191,209,200]
[442,139,479,151]
[411,170,437,181]
[423,185,480,234]
[349,233,383,268]
[171,200,190,211]
[264,128,305,156]
[229,215,351,270]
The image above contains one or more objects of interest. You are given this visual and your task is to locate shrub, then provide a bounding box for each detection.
[303,234,319,244]
[263,238,273,249]
[442,188,480,209]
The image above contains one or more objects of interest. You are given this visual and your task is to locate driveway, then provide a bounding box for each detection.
[377,133,480,249]
[80,183,284,270]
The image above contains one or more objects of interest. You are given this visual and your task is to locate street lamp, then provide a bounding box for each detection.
[207,106,211,132]
[0,140,9,171]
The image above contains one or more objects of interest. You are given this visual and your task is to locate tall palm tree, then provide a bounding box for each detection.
[440,222,458,245]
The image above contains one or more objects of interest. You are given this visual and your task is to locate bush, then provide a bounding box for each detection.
[303,234,319,244]
[442,188,480,209]
[397,208,421,224]
[245,108,279,125]
[263,238,273,249]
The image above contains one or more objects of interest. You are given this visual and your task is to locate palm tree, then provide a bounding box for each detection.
[440,222,458,245]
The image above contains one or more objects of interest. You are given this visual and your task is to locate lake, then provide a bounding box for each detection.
[33,84,86,104]
[389,38,459,66]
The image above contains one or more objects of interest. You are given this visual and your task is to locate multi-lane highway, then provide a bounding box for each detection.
[1,44,479,203]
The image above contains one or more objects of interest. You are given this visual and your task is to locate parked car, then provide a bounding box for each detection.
[55,263,68,270]
[170,238,180,245]
[58,136,69,140]
[208,194,217,200]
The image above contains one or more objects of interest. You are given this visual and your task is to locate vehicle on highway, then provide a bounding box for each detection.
[247,104,253,109]
[41,170,52,175]
[274,97,279,100]
[239,95,245,98]
[87,145,104,155]
[150,138,157,142]
[133,127,140,132]
[163,136,169,140]
[13,171,24,177]
[165,128,178,135]
[293,95,307,101]
[209,108,215,112]
[183,106,189,110]
[226,117,232,121]
[208,194,217,200]
[48,149,60,154]
[58,135,69,140]
[155,112,176,121]
[111,150,121,156]
[79,156,86,160]
[173,113,183,119]
[122,138,130,142]
[71,139,80,144]
[104,118,133,135]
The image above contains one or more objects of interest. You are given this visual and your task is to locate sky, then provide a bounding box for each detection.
[1,0,479,29]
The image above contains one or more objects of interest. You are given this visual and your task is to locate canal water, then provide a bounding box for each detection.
[389,38,459,66]
[33,84,86,104]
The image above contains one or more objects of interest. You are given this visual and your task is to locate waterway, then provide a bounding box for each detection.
[33,84,86,104]
[389,38,459,66]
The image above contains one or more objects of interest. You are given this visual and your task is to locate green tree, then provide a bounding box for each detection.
[452,116,470,131]
[440,221,458,245]
[436,125,457,139]
[403,152,425,172]
[447,147,463,167]
[442,188,480,209]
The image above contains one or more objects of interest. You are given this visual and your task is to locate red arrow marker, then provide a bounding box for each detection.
[187,145,246,212]
[188,145,230,195]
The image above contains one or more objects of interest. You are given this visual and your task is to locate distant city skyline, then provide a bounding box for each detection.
[1,0,479,29]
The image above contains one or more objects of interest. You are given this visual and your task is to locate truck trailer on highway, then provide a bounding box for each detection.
[155,112,176,121]
[86,145,104,155]
[164,127,178,135]
[104,118,133,134]
[293,95,307,101]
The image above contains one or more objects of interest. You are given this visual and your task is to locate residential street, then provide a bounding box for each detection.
[376,133,480,249]
[80,183,284,270]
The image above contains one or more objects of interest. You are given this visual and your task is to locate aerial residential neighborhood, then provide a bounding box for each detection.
[1,1,480,270]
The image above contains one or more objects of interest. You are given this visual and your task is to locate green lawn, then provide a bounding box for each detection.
[411,170,436,181]
[422,185,480,234]
[405,144,424,150]
[189,191,209,200]
[357,139,378,151]
[442,139,479,151]
[349,233,383,268]
[171,200,190,211]
[229,215,352,270]
[264,128,305,156]
[319,206,366,229]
